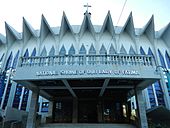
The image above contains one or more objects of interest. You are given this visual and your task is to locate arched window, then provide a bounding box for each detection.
[109,44,116,54]
[0,53,5,61]
[59,45,66,55]
[12,50,20,69]
[5,52,13,70]
[40,46,47,57]
[158,49,166,68]
[140,46,145,55]
[59,45,66,64]
[89,44,96,55]
[49,46,55,56]
[120,45,127,54]
[99,44,107,54]
[31,48,36,57]
[165,51,170,68]
[68,44,75,55]
[79,44,86,54]
[129,46,135,55]
[24,49,29,58]
[148,47,155,61]
[99,44,107,64]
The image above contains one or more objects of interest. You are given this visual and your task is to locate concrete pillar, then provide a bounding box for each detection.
[97,100,103,123]
[26,90,39,128]
[72,98,78,123]
[6,82,17,107]
[18,87,25,110]
[142,88,151,109]
[26,90,32,112]
[135,89,148,128]
[152,84,159,106]
[38,96,43,113]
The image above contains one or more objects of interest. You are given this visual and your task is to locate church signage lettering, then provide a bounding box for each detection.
[36,69,139,76]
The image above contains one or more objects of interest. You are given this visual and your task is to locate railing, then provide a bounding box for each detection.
[19,54,155,67]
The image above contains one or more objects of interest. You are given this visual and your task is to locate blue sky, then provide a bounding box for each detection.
[0,0,170,35]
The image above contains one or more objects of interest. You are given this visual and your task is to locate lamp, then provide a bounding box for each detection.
[156,65,169,73]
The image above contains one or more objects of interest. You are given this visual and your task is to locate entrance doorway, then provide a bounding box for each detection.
[78,99,98,123]
[53,100,73,123]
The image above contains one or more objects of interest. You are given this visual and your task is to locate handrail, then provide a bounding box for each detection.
[19,54,155,67]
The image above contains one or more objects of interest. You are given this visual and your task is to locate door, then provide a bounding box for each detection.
[78,100,98,123]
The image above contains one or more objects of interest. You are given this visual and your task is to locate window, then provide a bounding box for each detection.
[5,52,13,70]
[12,84,22,109]
[12,50,20,69]
[41,102,49,112]
[31,48,36,57]
[165,51,170,68]
[24,49,29,58]
[140,47,145,55]
[158,49,166,68]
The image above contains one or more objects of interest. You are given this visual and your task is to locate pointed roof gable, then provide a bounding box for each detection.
[59,12,75,40]
[23,17,37,43]
[79,11,96,40]
[40,14,54,42]
[160,23,170,48]
[141,15,155,43]
[0,34,6,45]
[5,22,21,47]
[121,12,135,41]
[100,11,115,37]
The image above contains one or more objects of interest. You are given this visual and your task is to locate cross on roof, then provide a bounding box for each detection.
[84,3,91,13]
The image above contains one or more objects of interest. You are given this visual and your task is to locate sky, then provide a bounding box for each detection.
[0,0,170,35]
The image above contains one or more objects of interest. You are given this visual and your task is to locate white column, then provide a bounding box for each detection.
[152,84,159,106]
[26,91,39,128]
[26,90,32,112]
[135,89,148,128]
[18,87,25,110]
[142,88,151,109]
[38,96,43,113]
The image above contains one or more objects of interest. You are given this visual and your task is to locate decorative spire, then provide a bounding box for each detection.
[84,3,91,13]
[84,3,91,16]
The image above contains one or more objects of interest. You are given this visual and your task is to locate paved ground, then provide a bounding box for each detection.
[39,123,136,128]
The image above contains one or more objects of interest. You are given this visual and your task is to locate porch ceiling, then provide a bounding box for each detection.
[27,78,143,99]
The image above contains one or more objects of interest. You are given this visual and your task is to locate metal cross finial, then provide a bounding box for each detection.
[84,3,91,13]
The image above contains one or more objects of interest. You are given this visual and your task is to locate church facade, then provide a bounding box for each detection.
[0,12,170,128]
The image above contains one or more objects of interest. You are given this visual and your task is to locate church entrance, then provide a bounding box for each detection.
[78,99,98,123]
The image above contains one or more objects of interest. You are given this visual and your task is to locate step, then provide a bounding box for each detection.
[39,123,136,128]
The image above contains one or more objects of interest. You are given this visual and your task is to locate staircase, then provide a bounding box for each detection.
[38,123,136,128]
